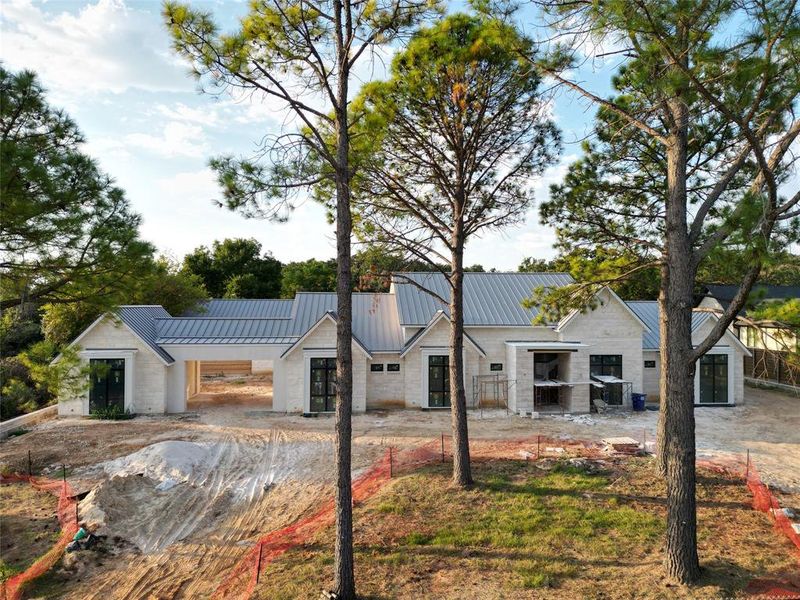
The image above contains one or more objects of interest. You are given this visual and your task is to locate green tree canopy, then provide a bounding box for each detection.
[183,238,282,298]
[280,258,337,297]
[0,67,154,311]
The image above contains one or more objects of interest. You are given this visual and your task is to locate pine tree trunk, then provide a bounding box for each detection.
[332,2,356,594]
[449,229,473,488]
[658,97,701,584]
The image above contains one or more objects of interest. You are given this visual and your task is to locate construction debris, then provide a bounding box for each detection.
[602,437,641,454]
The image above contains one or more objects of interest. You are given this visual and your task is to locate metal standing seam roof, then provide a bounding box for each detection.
[158,292,405,352]
[183,298,294,319]
[116,306,175,364]
[288,293,405,352]
[392,272,575,326]
[155,317,299,345]
[625,301,713,350]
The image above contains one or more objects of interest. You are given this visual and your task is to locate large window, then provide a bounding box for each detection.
[590,355,623,405]
[699,354,728,404]
[89,358,125,412]
[310,357,337,412]
[428,355,450,408]
[590,355,623,378]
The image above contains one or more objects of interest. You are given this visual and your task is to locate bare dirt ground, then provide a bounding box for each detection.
[0,381,796,599]
[199,384,800,493]
[0,416,384,599]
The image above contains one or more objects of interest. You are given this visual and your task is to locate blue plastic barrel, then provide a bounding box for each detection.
[632,393,646,411]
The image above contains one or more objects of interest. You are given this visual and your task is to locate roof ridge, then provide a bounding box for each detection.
[392,271,573,275]
[118,305,165,308]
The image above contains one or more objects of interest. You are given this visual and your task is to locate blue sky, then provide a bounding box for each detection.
[0,0,618,269]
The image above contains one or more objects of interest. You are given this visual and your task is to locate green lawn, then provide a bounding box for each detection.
[253,457,800,599]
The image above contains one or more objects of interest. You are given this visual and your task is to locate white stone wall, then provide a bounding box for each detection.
[58,316,168,416]
[642,350,660,400]
[366,354,405,408]
[402,318,481,408]
[281,318,368,413]
[692,318,746,404]
[559,289,646,411]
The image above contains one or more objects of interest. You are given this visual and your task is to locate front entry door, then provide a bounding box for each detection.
[699,354,728,404]
[310,357,337,412]
[89,358,125,412]
[428,355,450,408]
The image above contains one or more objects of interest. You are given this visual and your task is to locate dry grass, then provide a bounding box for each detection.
[253,457,800,599]
[0,482,60,582]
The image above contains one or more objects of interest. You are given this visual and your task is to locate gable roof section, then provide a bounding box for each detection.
[392,272,575,326]
[626,301,749,354]
[400,310,487,358]
[57,306,174,365]
[116,306,175,364]
[555,287,649,333]
[280,311,372,358]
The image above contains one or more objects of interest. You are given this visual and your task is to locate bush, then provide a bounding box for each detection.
[0,357,50,420]
[89,405,134,420]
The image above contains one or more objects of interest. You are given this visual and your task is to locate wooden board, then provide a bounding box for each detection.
[200,361,252,376]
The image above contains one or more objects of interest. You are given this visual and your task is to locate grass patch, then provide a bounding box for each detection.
[88,406,134,420]
[0,482,61,582]
[253,457,800,599]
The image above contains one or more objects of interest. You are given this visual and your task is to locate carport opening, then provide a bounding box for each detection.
[187,360,273,409]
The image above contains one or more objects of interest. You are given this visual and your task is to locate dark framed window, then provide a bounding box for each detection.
[590,355,623,378]
[387,363,400,372]
[89,358,125,413]
[490,363,503,372]
[644,360,656,369]
[590,355,623,405]
[310,357,337,412]
[699,354,728,404]
[428,355,450,407]
[370,363,384,372]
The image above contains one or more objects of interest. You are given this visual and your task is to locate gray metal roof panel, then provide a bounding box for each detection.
[183,299,294,319]
[116,306,175,364]
[156,293,404,351]
[625,301,712,350]
[393,272,575,326]
[155,317,296,343]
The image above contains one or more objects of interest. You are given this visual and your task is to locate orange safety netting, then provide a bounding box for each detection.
[212,441,442,600]
[0,473,80,600]
[697,456,800,556]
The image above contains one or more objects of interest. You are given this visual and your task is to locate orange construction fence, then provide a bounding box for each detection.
[0,472,80,600]
[212,441,442,600]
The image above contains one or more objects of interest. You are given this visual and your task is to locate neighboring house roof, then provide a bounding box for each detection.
[183,299,294,319]
[392,272,575,326]
[116,306,176,364]
[701,284,800,313]
[626,301,747,353]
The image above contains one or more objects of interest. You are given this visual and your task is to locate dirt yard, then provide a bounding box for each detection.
[0,383,796,598]
[197,384,800,493]
[0,482,60,582]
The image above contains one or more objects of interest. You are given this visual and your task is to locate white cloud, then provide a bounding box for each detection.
[0,0,191,97]
[149,168,336,261]
[126,121,209,158]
